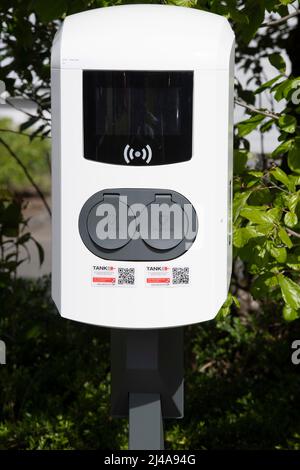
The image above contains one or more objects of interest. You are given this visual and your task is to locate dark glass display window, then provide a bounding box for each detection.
[83,70,193,166]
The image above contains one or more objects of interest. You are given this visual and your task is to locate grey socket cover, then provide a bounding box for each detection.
[78,188,198,261]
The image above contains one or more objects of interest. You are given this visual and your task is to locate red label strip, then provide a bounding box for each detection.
[93,277,115,283]
[147,278,170,284]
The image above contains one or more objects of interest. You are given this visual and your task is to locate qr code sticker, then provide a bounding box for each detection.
[172,267,189,285]
[118,267,135,285]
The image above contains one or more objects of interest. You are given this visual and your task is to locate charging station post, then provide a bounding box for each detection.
[112,328,183,450]
[51,4,234,449]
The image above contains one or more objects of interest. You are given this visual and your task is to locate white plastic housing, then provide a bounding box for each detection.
[51,5,235,329]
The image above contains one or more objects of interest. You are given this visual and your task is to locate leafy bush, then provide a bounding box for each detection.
[1,276,300,449]
[0,276,126,450]
[233,52,300,322]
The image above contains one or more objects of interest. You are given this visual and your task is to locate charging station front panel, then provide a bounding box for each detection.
[83,71,193,165]
[51,5,235,328]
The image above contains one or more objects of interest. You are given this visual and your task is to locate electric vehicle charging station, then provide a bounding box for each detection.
[51,4,234,450]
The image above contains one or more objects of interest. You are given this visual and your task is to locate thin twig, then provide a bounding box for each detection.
[260,10,300,27]
[0,128,50,139]
[267,184,289,193]
[5,98,51,123]
[199,361,215,373]
[0,136,51,216]
[235,98,280,120]
[286,227,300,239]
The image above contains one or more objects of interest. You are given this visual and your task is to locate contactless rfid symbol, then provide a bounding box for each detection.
[123,144,152,164]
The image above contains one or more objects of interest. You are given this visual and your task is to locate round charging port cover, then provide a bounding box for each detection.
[142,194,190,251]
[86,194,136,251]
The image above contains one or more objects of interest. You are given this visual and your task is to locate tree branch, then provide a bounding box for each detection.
[0,128,50,139]
[5,98,51,123]
[199,360,215,373]
[260,10,300,28]
[234,98,280,120]
[0,136,51,216]
[286,227,300,239]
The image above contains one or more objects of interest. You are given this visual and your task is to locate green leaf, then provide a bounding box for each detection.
[260,119,274,133]
[284,211,298,227]
[248,171,263,178]
[278,114,297,134]
[287,192,299,212]
[269,244,287,263]
[255,223,274,235]
[228,8,249,24]
[30,0,68,22]
[248,188,272,206]
[234,150,248,175]
[283,304,299,322]
[26,325,42,340]
[270,167,292,190]
[251,273,278,299]
[17,233,31,245]
[19,116,40,132]
[269,53,286,73]
[233,191,251,223]
[287,253,300,272]
[255,75,282,94]
[237,114,265,137]
[233,226,263,248]
[268,207,282,221]
[273,192,287,209]
[245,171,264,188]
[272,139,294,157]
[216,293,239,320]
[288,140,300,174]
[278,274,300,310]
[32,239,44,266]
[232,295,240,308]
[290,175,300,188]
[278,227,293,248]
[240,206,278,225]
[276,248,288,263]
[236,1,265,44]
[273,79,292,101]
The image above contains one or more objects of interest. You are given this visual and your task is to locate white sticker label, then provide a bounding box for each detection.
[92,265,135,287]
[145,266,190,287]
[145,266,171,286]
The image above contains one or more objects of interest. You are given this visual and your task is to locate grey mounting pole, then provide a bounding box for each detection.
[111,327,184,451]
[129,393,164,450]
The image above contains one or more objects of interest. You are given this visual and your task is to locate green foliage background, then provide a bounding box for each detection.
[1,276,300,449]
[0,119,50,193]
[1,0,300,450]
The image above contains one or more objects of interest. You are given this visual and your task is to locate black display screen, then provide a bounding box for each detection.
[99,87,181,136]
[83,71,193,166]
